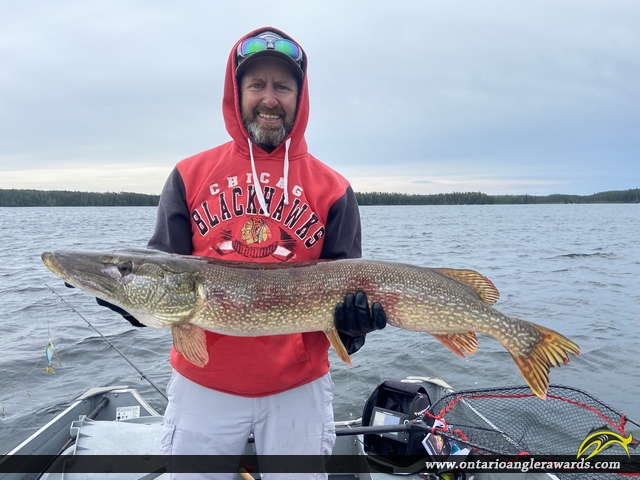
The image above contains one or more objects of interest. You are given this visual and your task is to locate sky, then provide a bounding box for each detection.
[1,1,638,196]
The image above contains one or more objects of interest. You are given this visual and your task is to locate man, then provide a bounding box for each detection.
[145,27,386,479]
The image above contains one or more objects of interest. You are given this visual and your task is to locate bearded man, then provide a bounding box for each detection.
[138,27,386,479]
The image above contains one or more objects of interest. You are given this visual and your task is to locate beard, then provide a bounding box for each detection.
[242,105,296,152]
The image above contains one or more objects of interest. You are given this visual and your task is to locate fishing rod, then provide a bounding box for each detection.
[45,284,168,402]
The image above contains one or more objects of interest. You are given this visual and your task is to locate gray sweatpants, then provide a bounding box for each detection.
[161,370,336,480]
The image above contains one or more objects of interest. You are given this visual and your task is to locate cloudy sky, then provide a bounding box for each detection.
[1,1,638,196]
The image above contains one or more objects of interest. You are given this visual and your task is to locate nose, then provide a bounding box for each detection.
[262,86,278,108]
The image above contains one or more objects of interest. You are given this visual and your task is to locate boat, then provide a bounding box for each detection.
[1,376,637,480]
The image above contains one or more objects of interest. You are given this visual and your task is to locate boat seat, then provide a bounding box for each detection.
[72,416,164,456]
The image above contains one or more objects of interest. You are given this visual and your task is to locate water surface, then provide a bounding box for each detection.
[1,204,638,454]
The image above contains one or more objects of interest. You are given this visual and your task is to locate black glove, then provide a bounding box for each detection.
[335,291,386,354]
[96,298,147,328]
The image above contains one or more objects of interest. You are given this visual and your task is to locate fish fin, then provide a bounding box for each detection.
[431,332,479,358]
[509,322,580,400]
[172,324,209,367]
[432,268,500,305]
[325,328,352,366]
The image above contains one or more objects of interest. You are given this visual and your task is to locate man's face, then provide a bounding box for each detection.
[239,57,299,152]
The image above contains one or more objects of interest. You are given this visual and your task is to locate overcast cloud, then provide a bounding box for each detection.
[1,0,638,195]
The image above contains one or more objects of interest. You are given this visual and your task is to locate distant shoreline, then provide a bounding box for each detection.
[355,189,639,205]
[0,188,638,207]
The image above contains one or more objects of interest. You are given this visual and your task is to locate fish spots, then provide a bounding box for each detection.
[345,276,374,293]
[210,287,227,302]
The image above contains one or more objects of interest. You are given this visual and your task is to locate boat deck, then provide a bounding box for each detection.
[2,380,562,480]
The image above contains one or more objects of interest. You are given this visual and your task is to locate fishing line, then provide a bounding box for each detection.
[45,291,64,374]
[1,292,60,417]
[45,284,168,402]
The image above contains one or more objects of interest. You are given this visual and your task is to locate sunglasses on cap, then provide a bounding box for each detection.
[237,34,303,66]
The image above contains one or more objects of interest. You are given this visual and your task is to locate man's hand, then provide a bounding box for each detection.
[334,291,386,354]
[96,298,147,328]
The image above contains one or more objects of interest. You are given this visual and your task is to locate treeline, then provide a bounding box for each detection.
[355,189,640,205]
[1,188,638,207]
[0,189,160,207]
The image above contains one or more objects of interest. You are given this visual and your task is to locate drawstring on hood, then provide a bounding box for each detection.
[283,138,291,206]
[248,137,291,217]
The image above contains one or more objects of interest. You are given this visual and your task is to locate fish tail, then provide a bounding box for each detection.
[509,322,580,399]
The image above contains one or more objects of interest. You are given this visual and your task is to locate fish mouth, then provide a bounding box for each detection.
[41,251,121,300]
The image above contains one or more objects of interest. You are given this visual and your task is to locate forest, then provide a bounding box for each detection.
[0,189,160,207]
[355,189,640,205]
[0,188,638,207]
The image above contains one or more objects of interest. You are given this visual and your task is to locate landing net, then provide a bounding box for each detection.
[426,384,639,479]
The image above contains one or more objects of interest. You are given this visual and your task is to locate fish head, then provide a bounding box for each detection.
[42,249,203,328]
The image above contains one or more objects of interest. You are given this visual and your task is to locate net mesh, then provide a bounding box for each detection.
[426,384,639,479]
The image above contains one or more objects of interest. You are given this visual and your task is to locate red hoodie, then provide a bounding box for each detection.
[148,27,362,397]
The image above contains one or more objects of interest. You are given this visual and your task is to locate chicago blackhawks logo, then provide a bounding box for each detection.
[193,179,326,260]
[241,218,272,245]
[215,220,297,261]
[231,218,280,258]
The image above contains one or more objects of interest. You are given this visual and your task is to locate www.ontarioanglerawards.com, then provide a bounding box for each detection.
[424,457,623,474]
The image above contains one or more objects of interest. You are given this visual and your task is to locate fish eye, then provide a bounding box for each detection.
[118,261,133,275]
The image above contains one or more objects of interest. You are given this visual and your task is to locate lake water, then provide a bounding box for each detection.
[1,204,638,454]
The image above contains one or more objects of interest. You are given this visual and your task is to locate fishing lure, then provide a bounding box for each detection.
[45,340,63,375]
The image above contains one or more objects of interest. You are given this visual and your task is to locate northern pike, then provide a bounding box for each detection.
[41,249,580,399]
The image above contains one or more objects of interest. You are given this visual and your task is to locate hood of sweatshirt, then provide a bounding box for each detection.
[223,26,309,160]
